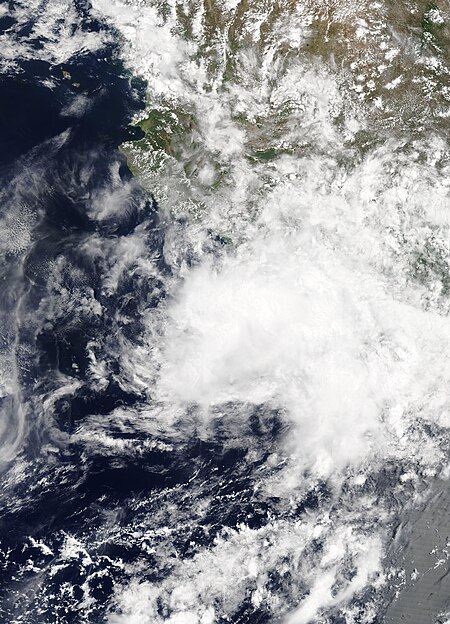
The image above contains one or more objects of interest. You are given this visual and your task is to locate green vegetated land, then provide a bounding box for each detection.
[121,0,449,285]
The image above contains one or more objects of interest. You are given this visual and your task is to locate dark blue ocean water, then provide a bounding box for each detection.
[0,14,151,436]
[0,3,165,620]
[2,3,432,623]
[0,6,290,621]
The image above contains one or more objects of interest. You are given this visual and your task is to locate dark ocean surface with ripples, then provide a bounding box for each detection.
[1,1,450,623]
